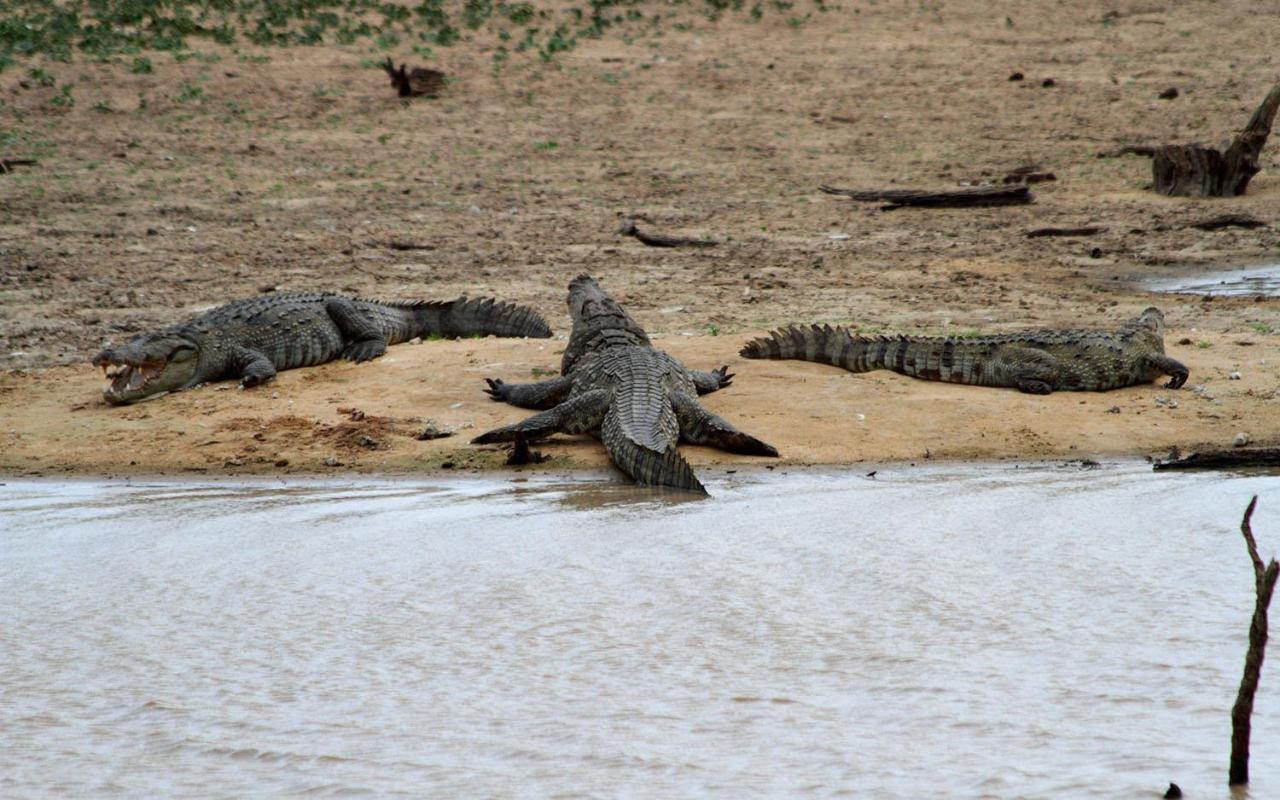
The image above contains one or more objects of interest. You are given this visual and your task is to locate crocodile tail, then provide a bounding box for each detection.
[601,410,707,494]
[740,324,885,372]
[414,297,552,339]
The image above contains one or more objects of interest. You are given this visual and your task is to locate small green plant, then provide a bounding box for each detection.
[1197,340,1212,349]
[377,132,393,144]
[1250,322,1273,334]
[532,139,558,151]
[707,323,720,336]
[530,366,556,377]
[50,84,74,108]
[176,81,203,102]
[130,56,153,74]
[29,67,56,87]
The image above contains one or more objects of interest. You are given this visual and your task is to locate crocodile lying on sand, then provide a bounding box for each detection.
[94,292,551,404]
[473,275,778,493]
[740,308,1188,393]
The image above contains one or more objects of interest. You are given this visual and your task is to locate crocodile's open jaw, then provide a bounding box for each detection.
[94,336,200,405]
[101,361,168,399]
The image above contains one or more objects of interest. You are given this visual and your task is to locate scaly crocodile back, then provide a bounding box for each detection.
[561,274,650,372]
[375,296,552,341]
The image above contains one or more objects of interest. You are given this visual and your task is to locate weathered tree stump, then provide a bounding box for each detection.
[1229,496,1278,786]
[1152,81,1280,197]
[381,57,446,98]
[818,184,1031,208]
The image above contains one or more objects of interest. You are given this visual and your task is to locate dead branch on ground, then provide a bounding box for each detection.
[617,218,718,248]
[818,184,1031,208]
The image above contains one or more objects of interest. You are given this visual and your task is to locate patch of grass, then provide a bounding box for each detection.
[530,366,556,377]
[50,84,74,108]
[1250,322,1273,334]
[29,67,57,86]
[130,56,153,74]
[0,1,812,73]
[176,81,203,103]
[532,139,559,152]
[1196,340,1212,349]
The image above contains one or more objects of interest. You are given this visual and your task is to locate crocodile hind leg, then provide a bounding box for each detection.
[482,374,573,409]
[1145,353,1190,389]
[689,366,734,395]
[672,392,778,456]
[325,297,388,362]
[992,346,1061,394]
[472,389,609,443]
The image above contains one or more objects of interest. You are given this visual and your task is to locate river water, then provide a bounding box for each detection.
[2,464,1278,798]
[1143,263,1280,298]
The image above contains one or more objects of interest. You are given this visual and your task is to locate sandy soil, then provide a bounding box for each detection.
[2,1,1278,477]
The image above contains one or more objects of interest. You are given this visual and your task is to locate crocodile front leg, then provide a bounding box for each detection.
[1145,353,1190,389]
[672,392,778,456]
[233,348,278,388]
[472,389,609,443]
[325,297,388,362]
[483,374,574,409]
[689,366,734,395]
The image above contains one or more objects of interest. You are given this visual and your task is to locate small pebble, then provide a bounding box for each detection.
[1008,71,1024,82]
[1229,371,1241,380]
[1106,406,1121,414]
[1234,432,1251,448]
[323,456,342,467]
[1158,87,1179,100]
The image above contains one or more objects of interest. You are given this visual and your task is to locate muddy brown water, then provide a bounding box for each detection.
[2,464,1278,798]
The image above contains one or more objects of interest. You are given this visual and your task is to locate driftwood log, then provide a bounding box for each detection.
[1152,81,1280,197]
[1153,448,1280,470]
[381,57,446,98]
[1186,214,1266,231]
[0,158,37,174]
[617,219,718,248]
[819,184,1031,208]
[1097,144,1158,158]
[1026,226,1106,238]
[1229,497,1278,786]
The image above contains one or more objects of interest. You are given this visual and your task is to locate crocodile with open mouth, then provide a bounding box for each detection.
[93,292,551,404]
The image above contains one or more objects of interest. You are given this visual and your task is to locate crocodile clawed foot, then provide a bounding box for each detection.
[483,378,508,401]
[1165,371,1189,390]
[713,365,734,389]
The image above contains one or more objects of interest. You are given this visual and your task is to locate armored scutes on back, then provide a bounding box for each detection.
[473,275,778,494]
[93,292,551,404]
[740,308,1188,394]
